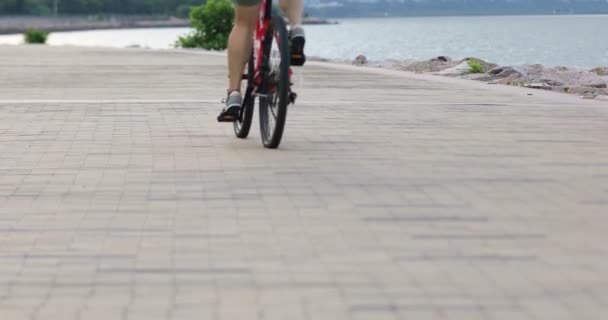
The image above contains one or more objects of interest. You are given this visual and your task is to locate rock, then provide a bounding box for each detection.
[431,56,452,62]
[567,71,606,88]
[488,66,508,75]
[588,81,607,89]
[399,58,458,73]
[488,66,524,78]
[552,87,569,93]
[511,66,528,77]
[582,94,597,99]
[566,86,601,95]
[495,73,522,85]
[523,83,553,90]
[545,79,565,87]
[522,64,545,76]
[352,55,368,66]
[436,61,472,76]
[514,66,607,90]
[462,73,494,81]
[590,66,608,76]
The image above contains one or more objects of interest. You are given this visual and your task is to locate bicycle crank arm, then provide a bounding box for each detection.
[289,91,297,104]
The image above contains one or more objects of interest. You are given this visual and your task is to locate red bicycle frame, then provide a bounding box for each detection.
[251,0,292,89]
[251,0,273,87]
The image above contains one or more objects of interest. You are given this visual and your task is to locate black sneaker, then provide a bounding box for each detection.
[217,91,242,122]
[289,26,306,66]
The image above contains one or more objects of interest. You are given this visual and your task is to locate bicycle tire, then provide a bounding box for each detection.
[258,14,290,149]
[234,53,255,138]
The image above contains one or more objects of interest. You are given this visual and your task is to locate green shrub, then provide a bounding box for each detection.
[467,60,485,74]
[175,0,234,50]
[176,32,203,48]
[24,29,49,44]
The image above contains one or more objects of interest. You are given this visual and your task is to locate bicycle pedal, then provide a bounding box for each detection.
[289,92,297,104]
[290,55,306,66]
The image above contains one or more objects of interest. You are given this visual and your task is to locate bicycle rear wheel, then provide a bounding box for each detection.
[258,14,290,149]
[234,53,255,138]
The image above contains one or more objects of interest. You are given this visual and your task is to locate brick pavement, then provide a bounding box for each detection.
[0,45,607,320]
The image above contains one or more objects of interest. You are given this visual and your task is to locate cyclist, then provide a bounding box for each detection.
[218,0,306,122]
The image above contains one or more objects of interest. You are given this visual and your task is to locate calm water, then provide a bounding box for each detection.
[2,15,607,68]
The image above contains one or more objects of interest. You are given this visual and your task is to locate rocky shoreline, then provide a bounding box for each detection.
[331,55,608,101]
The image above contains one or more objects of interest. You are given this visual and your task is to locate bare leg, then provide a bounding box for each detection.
[279,0,303,27]
[228,4,260,92]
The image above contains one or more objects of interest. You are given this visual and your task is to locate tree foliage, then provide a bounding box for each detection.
[175,0,233,50]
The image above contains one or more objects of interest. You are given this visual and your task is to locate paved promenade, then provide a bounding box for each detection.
[0,45,607,320]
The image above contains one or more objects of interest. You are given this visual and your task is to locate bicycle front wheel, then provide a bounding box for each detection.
[258,14,290,149]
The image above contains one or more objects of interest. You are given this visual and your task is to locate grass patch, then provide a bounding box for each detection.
[467,60,485,74]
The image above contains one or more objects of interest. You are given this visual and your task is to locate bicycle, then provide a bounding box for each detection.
[232,0,298,149]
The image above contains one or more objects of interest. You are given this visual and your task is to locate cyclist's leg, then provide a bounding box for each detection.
[219,1,260,122]
[279,0,306,66]
[228,3,260,93]
[279,0,303,26]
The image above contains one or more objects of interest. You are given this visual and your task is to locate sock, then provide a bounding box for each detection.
[291,24,304,35]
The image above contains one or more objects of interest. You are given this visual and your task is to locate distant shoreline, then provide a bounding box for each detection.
[0,16,337,35]
[0,16,189,35]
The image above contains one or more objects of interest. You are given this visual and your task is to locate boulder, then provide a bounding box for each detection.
[436,61,473,76]
[544,79,566,87]
[523,82,553,90]
[565,86,598,95]
[488,66,524,78]
[522,64,545,76]
[461,73,494,81]
[590,66,608,76]
[515,66,606,90]
[495,73,523,85]
[431,56,452,62]
[590,82,607,89]
[352,54,368,66]
[399,58,458,73]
